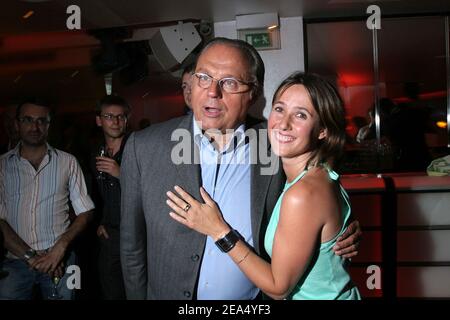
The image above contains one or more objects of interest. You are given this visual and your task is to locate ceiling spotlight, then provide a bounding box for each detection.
[14,75,23,83]
[22,10,34,19]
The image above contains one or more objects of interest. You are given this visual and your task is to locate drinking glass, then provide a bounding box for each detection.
[48,275,63,300]
[96,145,107,180]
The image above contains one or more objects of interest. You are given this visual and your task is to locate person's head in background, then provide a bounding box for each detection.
[2,104,20,150]
[182,63,195,111]
[191,37,265,133]
[15,98,53,148]
[95,94,130,140]
[268,72,346,170]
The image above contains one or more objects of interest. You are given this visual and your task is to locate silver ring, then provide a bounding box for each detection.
[183,203,191,212]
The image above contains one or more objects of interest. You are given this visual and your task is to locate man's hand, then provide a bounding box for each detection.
[96,157,120,178]
[97,225,109,239]
[28,254,65,277]
[52,263,65,278]
[333,220,362,258]
[26,255,40,269]
[29,241,67,274]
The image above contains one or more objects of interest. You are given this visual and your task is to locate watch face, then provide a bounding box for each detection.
[215,230,240,253]
[216,239,231,252]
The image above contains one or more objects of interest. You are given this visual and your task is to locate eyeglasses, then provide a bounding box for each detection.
[100,114,128,121]
[193,72,254,94]
[18,116,50,126]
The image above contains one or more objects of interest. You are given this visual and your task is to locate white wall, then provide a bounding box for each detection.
[214,17,305,119]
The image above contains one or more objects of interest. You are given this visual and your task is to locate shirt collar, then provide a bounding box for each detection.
[9,142,57,160]
[192,119,247,153]
[101,134,129,160]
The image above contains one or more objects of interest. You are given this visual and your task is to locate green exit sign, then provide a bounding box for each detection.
[245,33,271,48]
[239,28,280,50]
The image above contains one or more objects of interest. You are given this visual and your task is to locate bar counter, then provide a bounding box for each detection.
[340,172,450,299]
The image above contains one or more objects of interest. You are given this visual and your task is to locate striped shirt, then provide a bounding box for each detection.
[0,143,95,251]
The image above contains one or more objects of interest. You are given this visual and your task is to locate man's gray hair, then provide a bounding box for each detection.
[196,37,265,101]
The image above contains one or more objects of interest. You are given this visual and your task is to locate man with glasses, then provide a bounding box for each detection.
[91,95,130,299]
[91,95,130,300]
[0,98,94,299]
[120,38,361,300]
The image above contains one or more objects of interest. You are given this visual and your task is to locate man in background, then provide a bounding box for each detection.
[181,63,195,115]
[91,95,130,300]
[0,98,94,299]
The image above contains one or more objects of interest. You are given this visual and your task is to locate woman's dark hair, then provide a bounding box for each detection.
[196,37,265,102]
[272,72,346,168]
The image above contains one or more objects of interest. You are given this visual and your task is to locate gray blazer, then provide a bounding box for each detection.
[120,114,285,300]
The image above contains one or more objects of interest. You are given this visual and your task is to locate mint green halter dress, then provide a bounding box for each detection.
[264,167,361,300]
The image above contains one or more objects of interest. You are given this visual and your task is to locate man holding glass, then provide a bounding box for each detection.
[0,98,94,299]
[91,95,130,300]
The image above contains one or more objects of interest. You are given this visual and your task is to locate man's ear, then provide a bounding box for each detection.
[318,128,327,140]
[249,88,258,104]
[95,116,102,127]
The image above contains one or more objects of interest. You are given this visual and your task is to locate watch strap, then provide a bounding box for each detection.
[215,229,241,253]
[23,249,37,261]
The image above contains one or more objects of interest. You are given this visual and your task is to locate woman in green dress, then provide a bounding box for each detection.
[167,72,361,300]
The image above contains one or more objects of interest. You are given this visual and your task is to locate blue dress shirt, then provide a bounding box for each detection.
[193,120,259,300]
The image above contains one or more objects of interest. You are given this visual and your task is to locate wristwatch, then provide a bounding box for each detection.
[215,229,241,253]
[23,248,37,261]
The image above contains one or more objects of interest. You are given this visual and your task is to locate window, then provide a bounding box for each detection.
[306,16,449,173]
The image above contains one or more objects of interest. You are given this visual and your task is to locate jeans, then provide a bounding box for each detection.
[0,251,76,300]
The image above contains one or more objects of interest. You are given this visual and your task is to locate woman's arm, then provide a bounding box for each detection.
[167,178,336,299]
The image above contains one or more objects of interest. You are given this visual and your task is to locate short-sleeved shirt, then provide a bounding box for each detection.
[0,143,95,251]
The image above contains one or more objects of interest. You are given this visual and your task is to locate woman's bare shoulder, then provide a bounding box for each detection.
[282,167,335,219]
